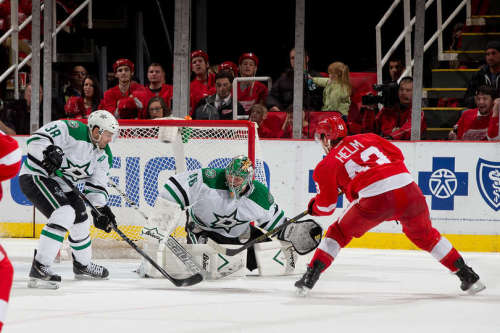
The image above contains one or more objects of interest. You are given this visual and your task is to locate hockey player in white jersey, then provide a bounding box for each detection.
[153,155,322,272]
[19,110,119,289]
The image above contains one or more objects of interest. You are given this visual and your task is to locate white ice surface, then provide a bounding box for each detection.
[2,238,500,333]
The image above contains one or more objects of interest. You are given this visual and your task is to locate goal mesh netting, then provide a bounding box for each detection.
[85,119,267,257]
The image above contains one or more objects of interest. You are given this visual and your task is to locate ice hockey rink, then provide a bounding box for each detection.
[2,238,500,333]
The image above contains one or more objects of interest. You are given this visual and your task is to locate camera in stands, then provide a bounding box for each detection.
[362,81,399,107]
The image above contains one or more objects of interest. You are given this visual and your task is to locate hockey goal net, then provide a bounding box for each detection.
[87,119,267,258]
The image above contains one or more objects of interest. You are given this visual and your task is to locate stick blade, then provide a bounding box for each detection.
[171,273,204,287]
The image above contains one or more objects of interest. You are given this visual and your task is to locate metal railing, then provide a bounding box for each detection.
[232,76,272,120]
[0,0,92,99]
[376,0,470,84]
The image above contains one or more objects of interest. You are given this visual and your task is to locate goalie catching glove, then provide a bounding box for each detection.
[91,206,117,233]
[277,219,323,255]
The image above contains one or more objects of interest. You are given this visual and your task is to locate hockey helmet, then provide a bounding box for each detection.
[238,52,259,66]
[87,110,119,143]
[113,58,135,73]
[314,116,348,142]
[218,61,239,77]
[191,49,209,63]
[225,155,254,199]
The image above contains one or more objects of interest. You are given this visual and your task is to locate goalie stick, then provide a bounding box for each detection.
[107,180,205,277]
[206,209,309,256]
[54,170,203,287]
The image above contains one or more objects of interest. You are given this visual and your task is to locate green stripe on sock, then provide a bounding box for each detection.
[71,240,91,251]
[41,229,64,242]
[164,183,184,209]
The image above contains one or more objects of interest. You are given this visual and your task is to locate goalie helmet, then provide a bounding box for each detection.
[87,110,119,139]
[225,155,254,199]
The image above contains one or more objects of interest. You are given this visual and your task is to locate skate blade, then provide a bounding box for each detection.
[28,278,60,289]
[295,286,310,297]
[74,274,110,280]
[466,280,486,295]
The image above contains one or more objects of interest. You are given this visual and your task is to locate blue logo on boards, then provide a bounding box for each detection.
[476,158,500,211]
[418,157,468,210]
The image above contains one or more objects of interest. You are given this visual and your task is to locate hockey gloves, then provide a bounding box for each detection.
[277,219,323,255]
[91,206,117,233]
[42,145,64,175]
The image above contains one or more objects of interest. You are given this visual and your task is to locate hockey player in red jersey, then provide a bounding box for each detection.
[295,116,485,296]
[99,58,148,118]
[0,130,22,332]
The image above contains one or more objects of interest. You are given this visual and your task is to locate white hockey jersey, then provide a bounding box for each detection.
[20,120,112,207]
[161,168,287,238]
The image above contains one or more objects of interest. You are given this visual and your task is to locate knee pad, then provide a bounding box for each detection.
[325,222,351,248]
[49,205,76,231]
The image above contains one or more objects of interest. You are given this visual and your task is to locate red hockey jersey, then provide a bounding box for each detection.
[0,130,22,201]
[99,82,148,118]
[488,115,499,140]
[455,108,496,140]
[310,133,413,216]
[144,83,173,113]
[190,73,216,116]
[237,81,268,113]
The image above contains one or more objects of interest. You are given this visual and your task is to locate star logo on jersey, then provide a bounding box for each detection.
[418,157,468,210]
[60,159,91,182]
[209,209,248,233]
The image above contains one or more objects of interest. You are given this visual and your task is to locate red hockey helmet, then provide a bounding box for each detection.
[113,58,135,73]
[191,49,209,63]
[238,52,259,66]
[314,116,348,142]
[218,61,239,77]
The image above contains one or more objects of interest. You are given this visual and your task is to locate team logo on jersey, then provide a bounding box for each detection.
[204,169,216,179]
[68,120,79,128]
[60,160,91,182]
[476,158,500,211]
[209,209,248,233]
[418,157,468,210]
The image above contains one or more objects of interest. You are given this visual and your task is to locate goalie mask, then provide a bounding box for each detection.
[225,155,254,199]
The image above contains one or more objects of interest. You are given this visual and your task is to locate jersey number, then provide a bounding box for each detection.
[345,146,390,179]
[45,125,61,138]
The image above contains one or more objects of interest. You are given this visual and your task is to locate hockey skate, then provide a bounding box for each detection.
[295,260,325,296]
[73,254,109,280]
[454,258,485,295]
[28,250,61,289]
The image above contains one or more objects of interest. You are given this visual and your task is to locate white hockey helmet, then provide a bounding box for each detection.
[87,110,119,141]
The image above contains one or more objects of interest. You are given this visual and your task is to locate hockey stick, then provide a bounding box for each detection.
[54,170,203,287]
[206,209,309,256]
[106,180,204,277]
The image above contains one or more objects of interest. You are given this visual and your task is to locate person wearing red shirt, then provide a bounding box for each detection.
[64,75,102,119]
[488,98,500,140]
[0,130,22,332]
[144,63,173,114]
[295,116,485,296]
[190,50,216,116]
[99,58,148,119]
[376,77,426,140]
[237,53,268,113]
[449,85,498,140]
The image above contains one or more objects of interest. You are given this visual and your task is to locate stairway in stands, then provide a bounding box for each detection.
[424,1,500,140]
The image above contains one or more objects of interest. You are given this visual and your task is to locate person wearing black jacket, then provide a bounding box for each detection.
[266,48,323,112]
[463,40,500,108]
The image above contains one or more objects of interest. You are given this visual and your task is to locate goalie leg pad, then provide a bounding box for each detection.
[148,196,184,238]
[253,241,307,276]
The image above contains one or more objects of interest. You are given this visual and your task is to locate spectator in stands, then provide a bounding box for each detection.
[64,75,101,118]
[488,97,500,140]
[449,85,498,140]
[0,84,45,134]
[99,58,148,119]
[237,53,268,113]
[375,76,426,140]
[388,57,405,82]
[311,61,351,117]
[266,48,323,112]
[144,63,173,112]
[248,104,275,138]
[54,65,88,117]
[190,50,216,116]
[218,61,238,78]
[192,71,245,120]
[147,96,170,119]
[463,40,500,108]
